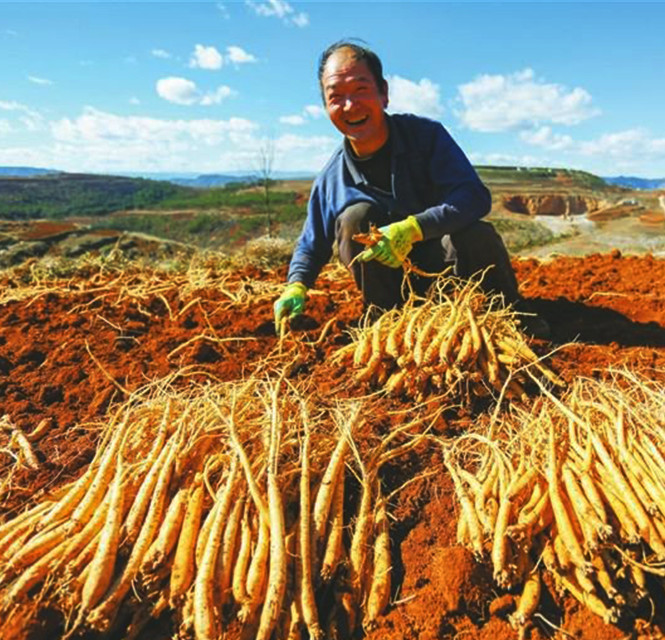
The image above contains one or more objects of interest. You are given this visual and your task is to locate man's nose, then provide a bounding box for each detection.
[343,97,356,111]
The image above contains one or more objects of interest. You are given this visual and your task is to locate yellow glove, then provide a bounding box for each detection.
[358,216,423,268]
[274,282,307,330]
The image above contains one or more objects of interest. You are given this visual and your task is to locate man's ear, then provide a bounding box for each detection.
[381,80,389,109]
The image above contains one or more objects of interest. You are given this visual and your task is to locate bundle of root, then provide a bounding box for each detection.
[445,369,665,634]
[0,377,430,640]
[335,276,563,401]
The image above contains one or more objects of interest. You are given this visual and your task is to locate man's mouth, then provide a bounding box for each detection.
[346,116,368,127]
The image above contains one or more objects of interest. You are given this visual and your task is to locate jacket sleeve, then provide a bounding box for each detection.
[286,185,335,289]
[414,123,492,240]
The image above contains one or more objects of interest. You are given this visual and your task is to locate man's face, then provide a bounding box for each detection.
[321,48,389,158]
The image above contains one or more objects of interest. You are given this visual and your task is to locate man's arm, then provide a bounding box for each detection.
[286,186,336,288]
[275,186,336,327]
[413,122,491,241]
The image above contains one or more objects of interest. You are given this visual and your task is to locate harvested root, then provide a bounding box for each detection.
[446,369,665,628]
[0,377,418,639]
[334,274,563,401]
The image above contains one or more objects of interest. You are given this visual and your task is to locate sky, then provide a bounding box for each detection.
[1,1,664,178]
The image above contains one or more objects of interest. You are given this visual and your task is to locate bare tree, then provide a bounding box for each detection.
[256,138,275,237]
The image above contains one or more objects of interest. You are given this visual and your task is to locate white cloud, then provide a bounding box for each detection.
[276,133,336,170]
[156,76,236,106]
[518,126,665,164]
[199,86,236,106]
[280,104,326,126]
[48,107,258,171]
[52,108,256,144]
[188,44,258,70]
[247,0,290,18]
[0,120,11,135]
[245,0,309,27]
[0,145,55,168]
[387,75,443,119]
[0,100,25,111]
[39,106,333,172]
[156,77,199,105]
[280,115,305,126]
[28,75,53,86]
[0,99,45,131]
[210,131,334,171]
[303,104,324,119]
[129,97,141,105]
[151,48,172,59]
[226,45,257,65]
[456,68,599,132]
[189,44,224,70]
[519,126,574,151]
[275,133,335,153]
[579,128,665,159]
[291,12,309,27]
[19,116,41,132]
[217,3,230,19]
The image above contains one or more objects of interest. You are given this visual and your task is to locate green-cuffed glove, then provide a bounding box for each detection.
[357,215,423,268]
[274,282,307,329]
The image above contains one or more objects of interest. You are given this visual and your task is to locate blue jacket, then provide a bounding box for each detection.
[287,112,491,288]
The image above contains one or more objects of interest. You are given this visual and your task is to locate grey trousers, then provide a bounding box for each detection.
[335,201,521,309]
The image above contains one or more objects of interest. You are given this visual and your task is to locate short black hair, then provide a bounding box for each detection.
[318,39,387,100]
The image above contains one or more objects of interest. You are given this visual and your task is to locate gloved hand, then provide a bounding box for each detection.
[274,282,307,330]
[357,216,423,268]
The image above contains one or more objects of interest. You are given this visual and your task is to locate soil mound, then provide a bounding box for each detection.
[502,194,603,216]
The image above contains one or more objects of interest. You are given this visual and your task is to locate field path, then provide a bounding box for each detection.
[660,193,665,214]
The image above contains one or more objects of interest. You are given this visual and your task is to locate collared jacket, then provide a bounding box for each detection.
[287,112,491,288]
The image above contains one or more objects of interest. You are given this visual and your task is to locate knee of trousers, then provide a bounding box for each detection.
[451,220,502,251]
[335,201,386,243]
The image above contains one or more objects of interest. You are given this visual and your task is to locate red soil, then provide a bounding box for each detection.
[2,251,665,639]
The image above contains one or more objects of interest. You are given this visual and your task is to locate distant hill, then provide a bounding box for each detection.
[0,173,190,220]
[0,164,622,221]
[603,176,665,190]
[0,166,60,177]
[0,171,302,220]
[476,165,610,191]
[1,167,316,187]
[168,174,255,189]
[157,171,316,188]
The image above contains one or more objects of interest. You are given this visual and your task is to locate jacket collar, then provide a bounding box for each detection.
[341,113,404,186]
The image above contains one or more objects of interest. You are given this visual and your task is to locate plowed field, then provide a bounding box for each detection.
[2,250,665,640]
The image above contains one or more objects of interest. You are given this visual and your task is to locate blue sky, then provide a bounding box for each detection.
[1,1,664,177]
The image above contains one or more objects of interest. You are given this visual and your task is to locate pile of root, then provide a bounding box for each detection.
[445,369,665,636]
[0,377,434,640]
[335,277,563,401]
[5,252,665,640]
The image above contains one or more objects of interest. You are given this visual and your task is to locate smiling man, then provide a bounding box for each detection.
[274,40,549,338]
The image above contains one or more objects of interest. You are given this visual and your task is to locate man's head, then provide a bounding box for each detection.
[318,40,387,97]
[318,40,389,158]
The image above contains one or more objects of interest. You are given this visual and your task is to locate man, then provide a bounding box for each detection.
[274,40,549,338]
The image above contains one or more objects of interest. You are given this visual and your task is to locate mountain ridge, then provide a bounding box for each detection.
[602,175,665,190]
[0,166,315,187]
[3,165,664,192]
